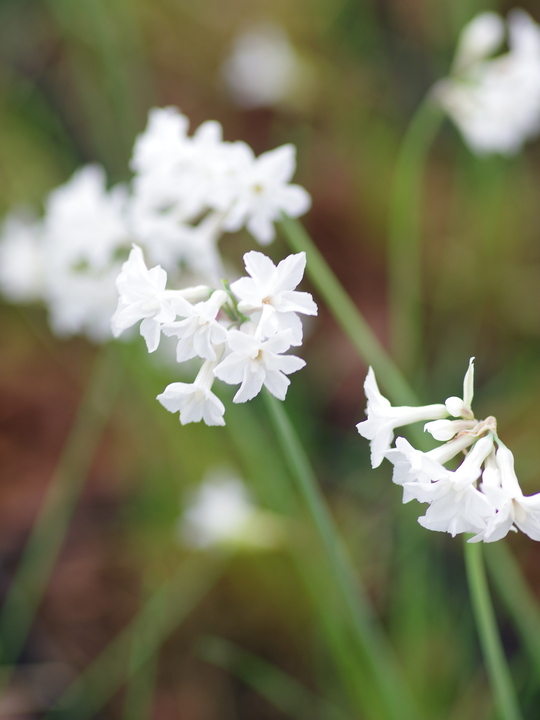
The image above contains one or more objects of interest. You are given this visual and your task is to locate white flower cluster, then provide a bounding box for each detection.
[357,359,540,542]
[112,245,317,426]
[436,9,540,155]
[0,107,311,341]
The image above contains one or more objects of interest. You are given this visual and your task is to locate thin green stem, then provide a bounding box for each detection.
[199,635,353,720]
[388,96,444,374]
[0,345,121,679]
[279,217,532,711]
[263,392,419,720]
[279,216,416,406]
[464,541,523,720]
[45,556,224,719]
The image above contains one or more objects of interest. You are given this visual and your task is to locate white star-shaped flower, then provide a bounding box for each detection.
[222,143,311,245]
[214,328,305,403]
[230,250,317,344]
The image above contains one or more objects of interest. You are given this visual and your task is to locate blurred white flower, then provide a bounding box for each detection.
[222,23,307,109]
[0,212,44,303]
[221,143,311,245]
[44,165,129,272]
[230,250,317,344]
[436,10,540,155]
[179,470,283,549]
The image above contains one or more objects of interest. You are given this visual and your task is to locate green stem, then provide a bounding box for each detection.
[463,541,523,720]
[263,392,419,720]
[388,96,444,374]
[0,345,121,678]
[45,556,224,719]
[199,635,353,720]
[279,217,532,710]
[279,216,416,406]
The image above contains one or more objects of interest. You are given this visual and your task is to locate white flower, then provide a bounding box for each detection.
[162,290,229,362]
[222,143,311,245]
[179,470,282,549]
[111,245,195,352]
[221,23,306,109]
[46,263,122,342]
[406,436,496,536]
[214,328,305,403]
[230,250,317,344]
[356,368,449,468]
[157,359,226,426]
[0,212,44,303]
[436,10,540,155]
[386,433,476,500]
[471,445,540,542]
[44,165,129,271]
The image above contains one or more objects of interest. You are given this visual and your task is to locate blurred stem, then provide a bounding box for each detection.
[0,344,121,681]
[485,544,540,681]
[199,635,353,720]
[45,556,224,719]
[263,392,419,720]
[464,541,523,720]
[279,216,540,699]
[388,96,443,376]
[279,216,416,407]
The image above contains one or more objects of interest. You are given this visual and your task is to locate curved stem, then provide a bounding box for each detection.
[388,96,443,374]
[263,392,419,720]
[279,216,416,407]
[464,541,523,720]
[0,344,121,679]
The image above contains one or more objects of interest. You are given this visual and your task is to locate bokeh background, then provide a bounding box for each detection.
[2,0,540,717]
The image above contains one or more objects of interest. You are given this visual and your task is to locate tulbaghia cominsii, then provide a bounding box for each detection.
[0,107,312,343]
[357,358,540,543]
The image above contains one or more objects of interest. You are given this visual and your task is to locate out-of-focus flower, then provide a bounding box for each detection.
[179,470,283,549]
[221,144,311,245]
[358,359,540,543]
[436,10,540,155]
[221,23,309,109]
[0,213,44,303]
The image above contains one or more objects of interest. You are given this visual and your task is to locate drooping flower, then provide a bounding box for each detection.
[356,368,449,468]
[471,445,540,542]
[157,359,226,426]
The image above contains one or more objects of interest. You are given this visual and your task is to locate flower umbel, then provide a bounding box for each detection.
[357,359,540,543]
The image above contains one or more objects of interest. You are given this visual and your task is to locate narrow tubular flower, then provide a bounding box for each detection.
[358,358,540,543]
[356,367,448,468]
